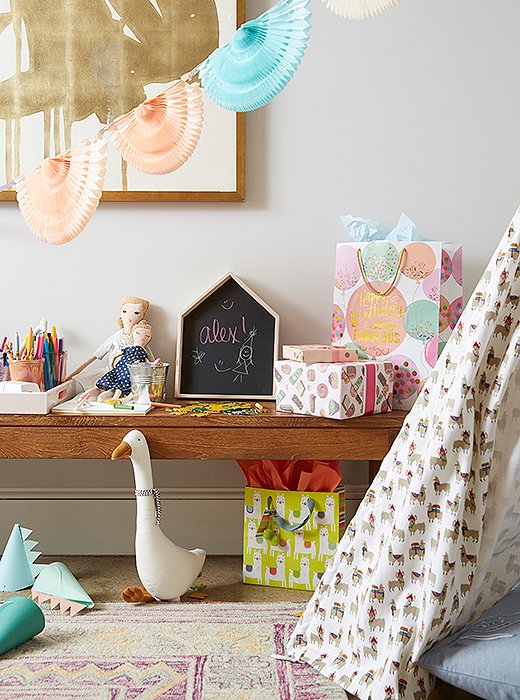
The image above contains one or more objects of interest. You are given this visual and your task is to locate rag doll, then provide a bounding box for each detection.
[66,296,153,390]
[96,321,153,402]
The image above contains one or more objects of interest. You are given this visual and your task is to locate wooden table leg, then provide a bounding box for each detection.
[368,460,382,484]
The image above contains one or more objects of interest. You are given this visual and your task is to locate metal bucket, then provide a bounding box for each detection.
[128,362,169,403]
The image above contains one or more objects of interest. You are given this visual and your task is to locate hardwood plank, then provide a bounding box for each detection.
[0,405,408,429]
[0,426,397,460]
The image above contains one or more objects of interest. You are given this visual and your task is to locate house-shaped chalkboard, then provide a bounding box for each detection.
[175,273,280,399]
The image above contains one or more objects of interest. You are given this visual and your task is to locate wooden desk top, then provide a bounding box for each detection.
[0,402,407,461]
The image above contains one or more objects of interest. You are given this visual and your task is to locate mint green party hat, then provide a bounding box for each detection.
[32,562,94,616]
[0,524,46,592]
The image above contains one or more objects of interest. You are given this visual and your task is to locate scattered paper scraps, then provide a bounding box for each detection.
[167,401,265,416]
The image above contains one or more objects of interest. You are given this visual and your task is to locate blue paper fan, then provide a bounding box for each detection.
[199,0,311,111]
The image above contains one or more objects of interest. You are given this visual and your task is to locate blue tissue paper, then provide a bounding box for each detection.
[341,212,422,243]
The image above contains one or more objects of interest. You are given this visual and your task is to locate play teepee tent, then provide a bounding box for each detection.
[288,210,520,699]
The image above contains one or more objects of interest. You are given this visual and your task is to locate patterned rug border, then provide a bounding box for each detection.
[0,599,346,700]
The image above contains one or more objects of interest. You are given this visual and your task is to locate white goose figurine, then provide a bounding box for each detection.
[112,430,206,602]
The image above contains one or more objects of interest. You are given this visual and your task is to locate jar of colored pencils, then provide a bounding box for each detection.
[8,358,45,391]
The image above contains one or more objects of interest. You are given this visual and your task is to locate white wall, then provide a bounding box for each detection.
[1,0,520,553]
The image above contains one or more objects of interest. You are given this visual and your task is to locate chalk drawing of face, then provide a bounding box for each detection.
[221,300,234,310]
[239,344,252,363]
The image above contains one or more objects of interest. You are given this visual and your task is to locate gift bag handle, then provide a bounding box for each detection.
[357,246,407,297]
[266,495,315,532]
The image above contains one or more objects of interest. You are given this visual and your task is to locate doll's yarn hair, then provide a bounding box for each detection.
[116,296,150,328]
[132,320,153,342]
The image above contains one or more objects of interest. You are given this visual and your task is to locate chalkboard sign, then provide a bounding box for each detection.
[175,274,280,399]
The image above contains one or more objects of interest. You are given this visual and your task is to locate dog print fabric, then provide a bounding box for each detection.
[288,211,520,699]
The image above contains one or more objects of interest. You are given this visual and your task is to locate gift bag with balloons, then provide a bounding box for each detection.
[331,213,462,410]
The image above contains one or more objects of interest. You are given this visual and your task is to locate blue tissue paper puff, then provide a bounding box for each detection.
[341,212,421,242]
[0,524,46,592]
[199,0,312,112]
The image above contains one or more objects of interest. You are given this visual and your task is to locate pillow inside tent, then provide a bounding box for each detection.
[419,585,520,700]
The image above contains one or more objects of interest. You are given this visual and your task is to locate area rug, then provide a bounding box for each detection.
[0,600,346,699]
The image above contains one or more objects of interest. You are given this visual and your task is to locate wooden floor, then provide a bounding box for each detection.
[1,555,478,700]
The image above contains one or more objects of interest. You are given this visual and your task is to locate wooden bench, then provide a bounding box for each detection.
[0,403,406,484]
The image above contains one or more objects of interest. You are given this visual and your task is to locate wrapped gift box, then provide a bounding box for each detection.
[274,359,393,420]
[282,344,359,363]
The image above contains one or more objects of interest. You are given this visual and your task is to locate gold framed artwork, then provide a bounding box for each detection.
[0,0,246,202]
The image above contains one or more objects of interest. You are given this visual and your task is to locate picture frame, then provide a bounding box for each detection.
[175,273,280,400]
[0,0,246,203]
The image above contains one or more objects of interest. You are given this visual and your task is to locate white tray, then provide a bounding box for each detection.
[0,379,79,414]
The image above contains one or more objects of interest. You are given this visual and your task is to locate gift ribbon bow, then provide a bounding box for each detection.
[256,495,315,537]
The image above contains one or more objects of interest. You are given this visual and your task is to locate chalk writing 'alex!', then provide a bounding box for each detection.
[199,317,247,345]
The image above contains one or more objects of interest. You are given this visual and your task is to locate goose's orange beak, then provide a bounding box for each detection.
[111,440,132,460]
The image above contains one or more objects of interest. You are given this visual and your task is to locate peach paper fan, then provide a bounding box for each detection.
[15,135,107,245]
[107,80,204,175]
[324,0,401,19]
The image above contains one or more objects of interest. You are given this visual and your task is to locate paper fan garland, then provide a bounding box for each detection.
[15,134,107,246]
[323,0,401,19]
[198,0,312,111]
[107,80,204,175]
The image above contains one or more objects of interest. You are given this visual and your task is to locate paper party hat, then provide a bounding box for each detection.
[32,562,94,616]
[0,524,46,592]
[0,596,45,656]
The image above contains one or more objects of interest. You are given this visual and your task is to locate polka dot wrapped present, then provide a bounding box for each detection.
[274,359,394,420]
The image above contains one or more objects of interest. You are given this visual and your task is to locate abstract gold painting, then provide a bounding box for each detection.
[0,0,245,201]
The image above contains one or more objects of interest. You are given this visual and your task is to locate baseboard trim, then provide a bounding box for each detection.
[0,485,369,500]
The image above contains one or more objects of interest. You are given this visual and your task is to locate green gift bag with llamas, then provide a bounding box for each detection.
[243,486,346,590]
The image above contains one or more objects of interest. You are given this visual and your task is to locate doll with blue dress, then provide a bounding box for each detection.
[66,296,154,392]
[96,321,153,402]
